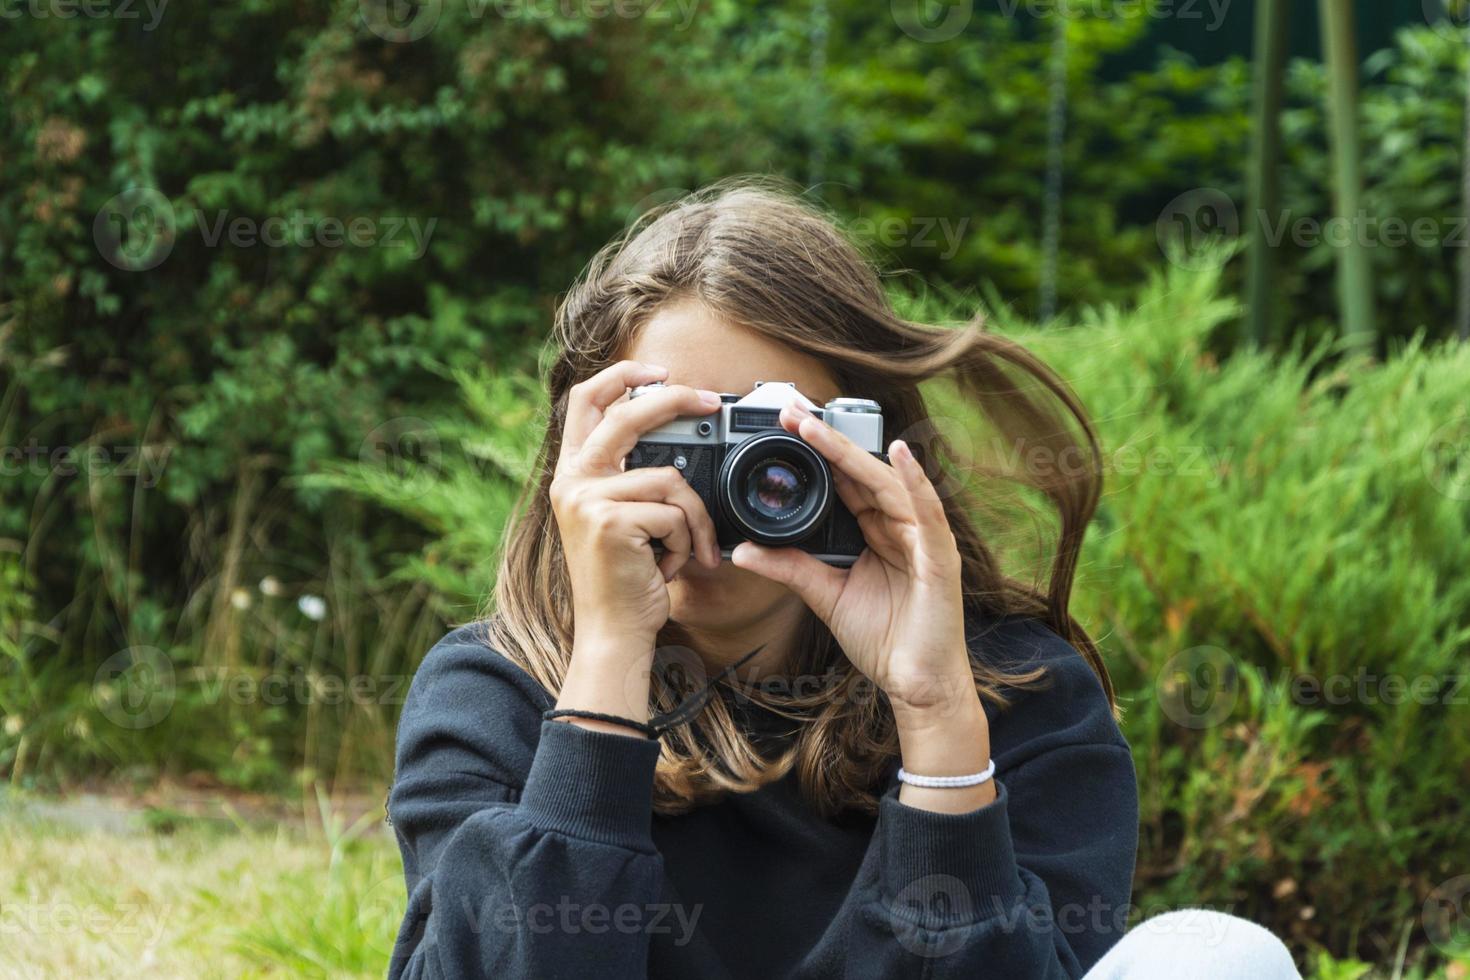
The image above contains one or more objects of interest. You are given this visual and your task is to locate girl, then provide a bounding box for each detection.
[385,182,1299,979]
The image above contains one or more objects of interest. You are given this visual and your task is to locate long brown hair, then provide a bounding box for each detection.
[484,178,1109,816]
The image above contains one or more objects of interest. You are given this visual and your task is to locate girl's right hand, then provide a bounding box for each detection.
[550,360,724,650]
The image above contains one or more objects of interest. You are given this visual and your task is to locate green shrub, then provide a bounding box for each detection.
[0,0,793,788]
[1006,263,1470,967]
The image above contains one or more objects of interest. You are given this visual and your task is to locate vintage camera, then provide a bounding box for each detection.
[625,381,885,566]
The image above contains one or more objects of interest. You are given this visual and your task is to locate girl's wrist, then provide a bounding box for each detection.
[894,687,990,773]
[570,608,661,662]
[558,635,656,734]
[895,693,996,813]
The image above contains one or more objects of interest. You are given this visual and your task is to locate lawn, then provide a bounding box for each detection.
[0,793,404,979]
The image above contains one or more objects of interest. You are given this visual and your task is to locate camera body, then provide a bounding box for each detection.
[626,381,885,566]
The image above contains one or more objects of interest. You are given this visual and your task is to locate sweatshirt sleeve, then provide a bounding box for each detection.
[827,624,1139,979]
[385,631,665,980]
[841,743,1137,979]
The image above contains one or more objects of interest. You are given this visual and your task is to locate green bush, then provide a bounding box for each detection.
[0,0,793,787]
[1011,263,1470,967]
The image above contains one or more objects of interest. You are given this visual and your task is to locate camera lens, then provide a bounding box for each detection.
[717,431,832,545]
[745,459,807,519]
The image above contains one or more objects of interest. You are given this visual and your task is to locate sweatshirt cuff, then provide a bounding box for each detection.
[878,779,1029,928]
[518,718,663,852]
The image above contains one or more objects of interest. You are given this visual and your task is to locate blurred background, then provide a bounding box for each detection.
[2,0,1469,976]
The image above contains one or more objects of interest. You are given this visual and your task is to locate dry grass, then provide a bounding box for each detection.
[0,799,404,979]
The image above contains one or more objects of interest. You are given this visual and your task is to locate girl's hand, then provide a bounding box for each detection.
[730,399,975,720]
[551,360,724,645]
[733,399,994,811]
[550,361,723,734]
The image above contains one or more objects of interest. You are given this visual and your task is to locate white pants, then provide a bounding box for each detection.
[1082,909,1301,980]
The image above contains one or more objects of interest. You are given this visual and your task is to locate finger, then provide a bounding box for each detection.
[618,501,694,581]
[853,503,906,565]
[780,401,912,522]
[577,384,722,475]
[889,439,953,554]
[730,542,846,621]
[887,440,946,525]
[560,360,669,464]
[832,466,876,516]
[829,467,905,561]
[598,467,721,568]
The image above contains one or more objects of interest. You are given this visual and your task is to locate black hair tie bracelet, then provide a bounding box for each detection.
[542,643,766,740]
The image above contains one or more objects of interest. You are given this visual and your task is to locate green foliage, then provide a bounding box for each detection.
[1004,263,1470,966]
[0,0,792,789]
[1265,26,1470,346]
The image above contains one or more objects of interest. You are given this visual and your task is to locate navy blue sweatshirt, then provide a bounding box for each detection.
[386,615,1138,979]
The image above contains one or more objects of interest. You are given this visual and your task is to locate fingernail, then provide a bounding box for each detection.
[699,390,722,407]
[787,399,813,417]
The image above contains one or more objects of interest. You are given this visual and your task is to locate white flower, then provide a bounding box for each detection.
[259,576,283,597]
[297,595,327,622]
[3,715,22,737]
[230,588,252,611]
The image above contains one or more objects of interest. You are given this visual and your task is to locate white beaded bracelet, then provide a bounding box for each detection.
[896,759,996,788]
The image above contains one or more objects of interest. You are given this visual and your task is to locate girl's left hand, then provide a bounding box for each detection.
[730,399,974,718]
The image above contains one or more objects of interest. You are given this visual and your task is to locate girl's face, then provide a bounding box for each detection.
[622,299,841,637]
